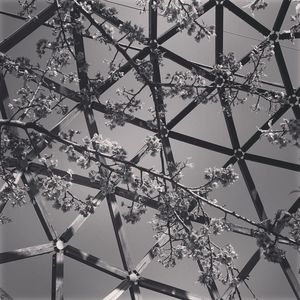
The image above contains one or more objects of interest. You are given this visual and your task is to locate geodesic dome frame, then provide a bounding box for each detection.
[0,0,299,299]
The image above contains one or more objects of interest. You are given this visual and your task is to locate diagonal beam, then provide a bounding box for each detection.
[59,213,91,243]
[224,0,270,36]
[0,72,9,119]
[215,3,224,64]
[244,153,300,172]
[166,86,216,130]
[273,42,299,120]
[0,243,54,264]
[0,3,57,53]
[27,104,82,160]
[92,101,156,132]
[156,0,215,45]
[51,252,64,300]
[274,42,294,94]
[241,104,290,153]
[293,88,300,119]
[238,159,267,220]
[160,46,215,81]
[292,105,300,119]
[0,172,22,214]
[103,279,132,300]
[168,131,234,156]
[64,245,127,280]
[106,194,134,271]
[221,249,261,299]
[94,47,150,97]
[218,90,240,149]
[22,173,57,241]
[280,258,300,299]
[134,234,169,275]
[273,0,291,32]
[0,288,13,300]
[289,197,300,214]
[279,32,300,40]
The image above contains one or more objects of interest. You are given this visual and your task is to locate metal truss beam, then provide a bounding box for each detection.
[59,214,88,243]
[0,72,9,119]
[166,86,216,130]
[280,258,300,299]
[51,252,64,300]
[279,32,300,40]
[95,47,150,97]
[274,39,299,120]
[219,88,241,149]
[103,279,132,300]
[168,131,233,156]
[241,104,290,153]
[274,43,294,94]
[22,173,57,241]
[244,153,300,172]
[289,197,300,214]
[134,235,169,274]
[27,104,82,160]
[273,0,291,32]
[64,246,127,280]
[0,3,57,53]
[160,46,215,81]
[156,0,216,45]
[237,159,267,220]
[224,1,270,36]
[221,249,261,299]
[0,243,54,264]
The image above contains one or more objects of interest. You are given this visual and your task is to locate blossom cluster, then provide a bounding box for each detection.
[204,165,239,189]
[260,118,300,148]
